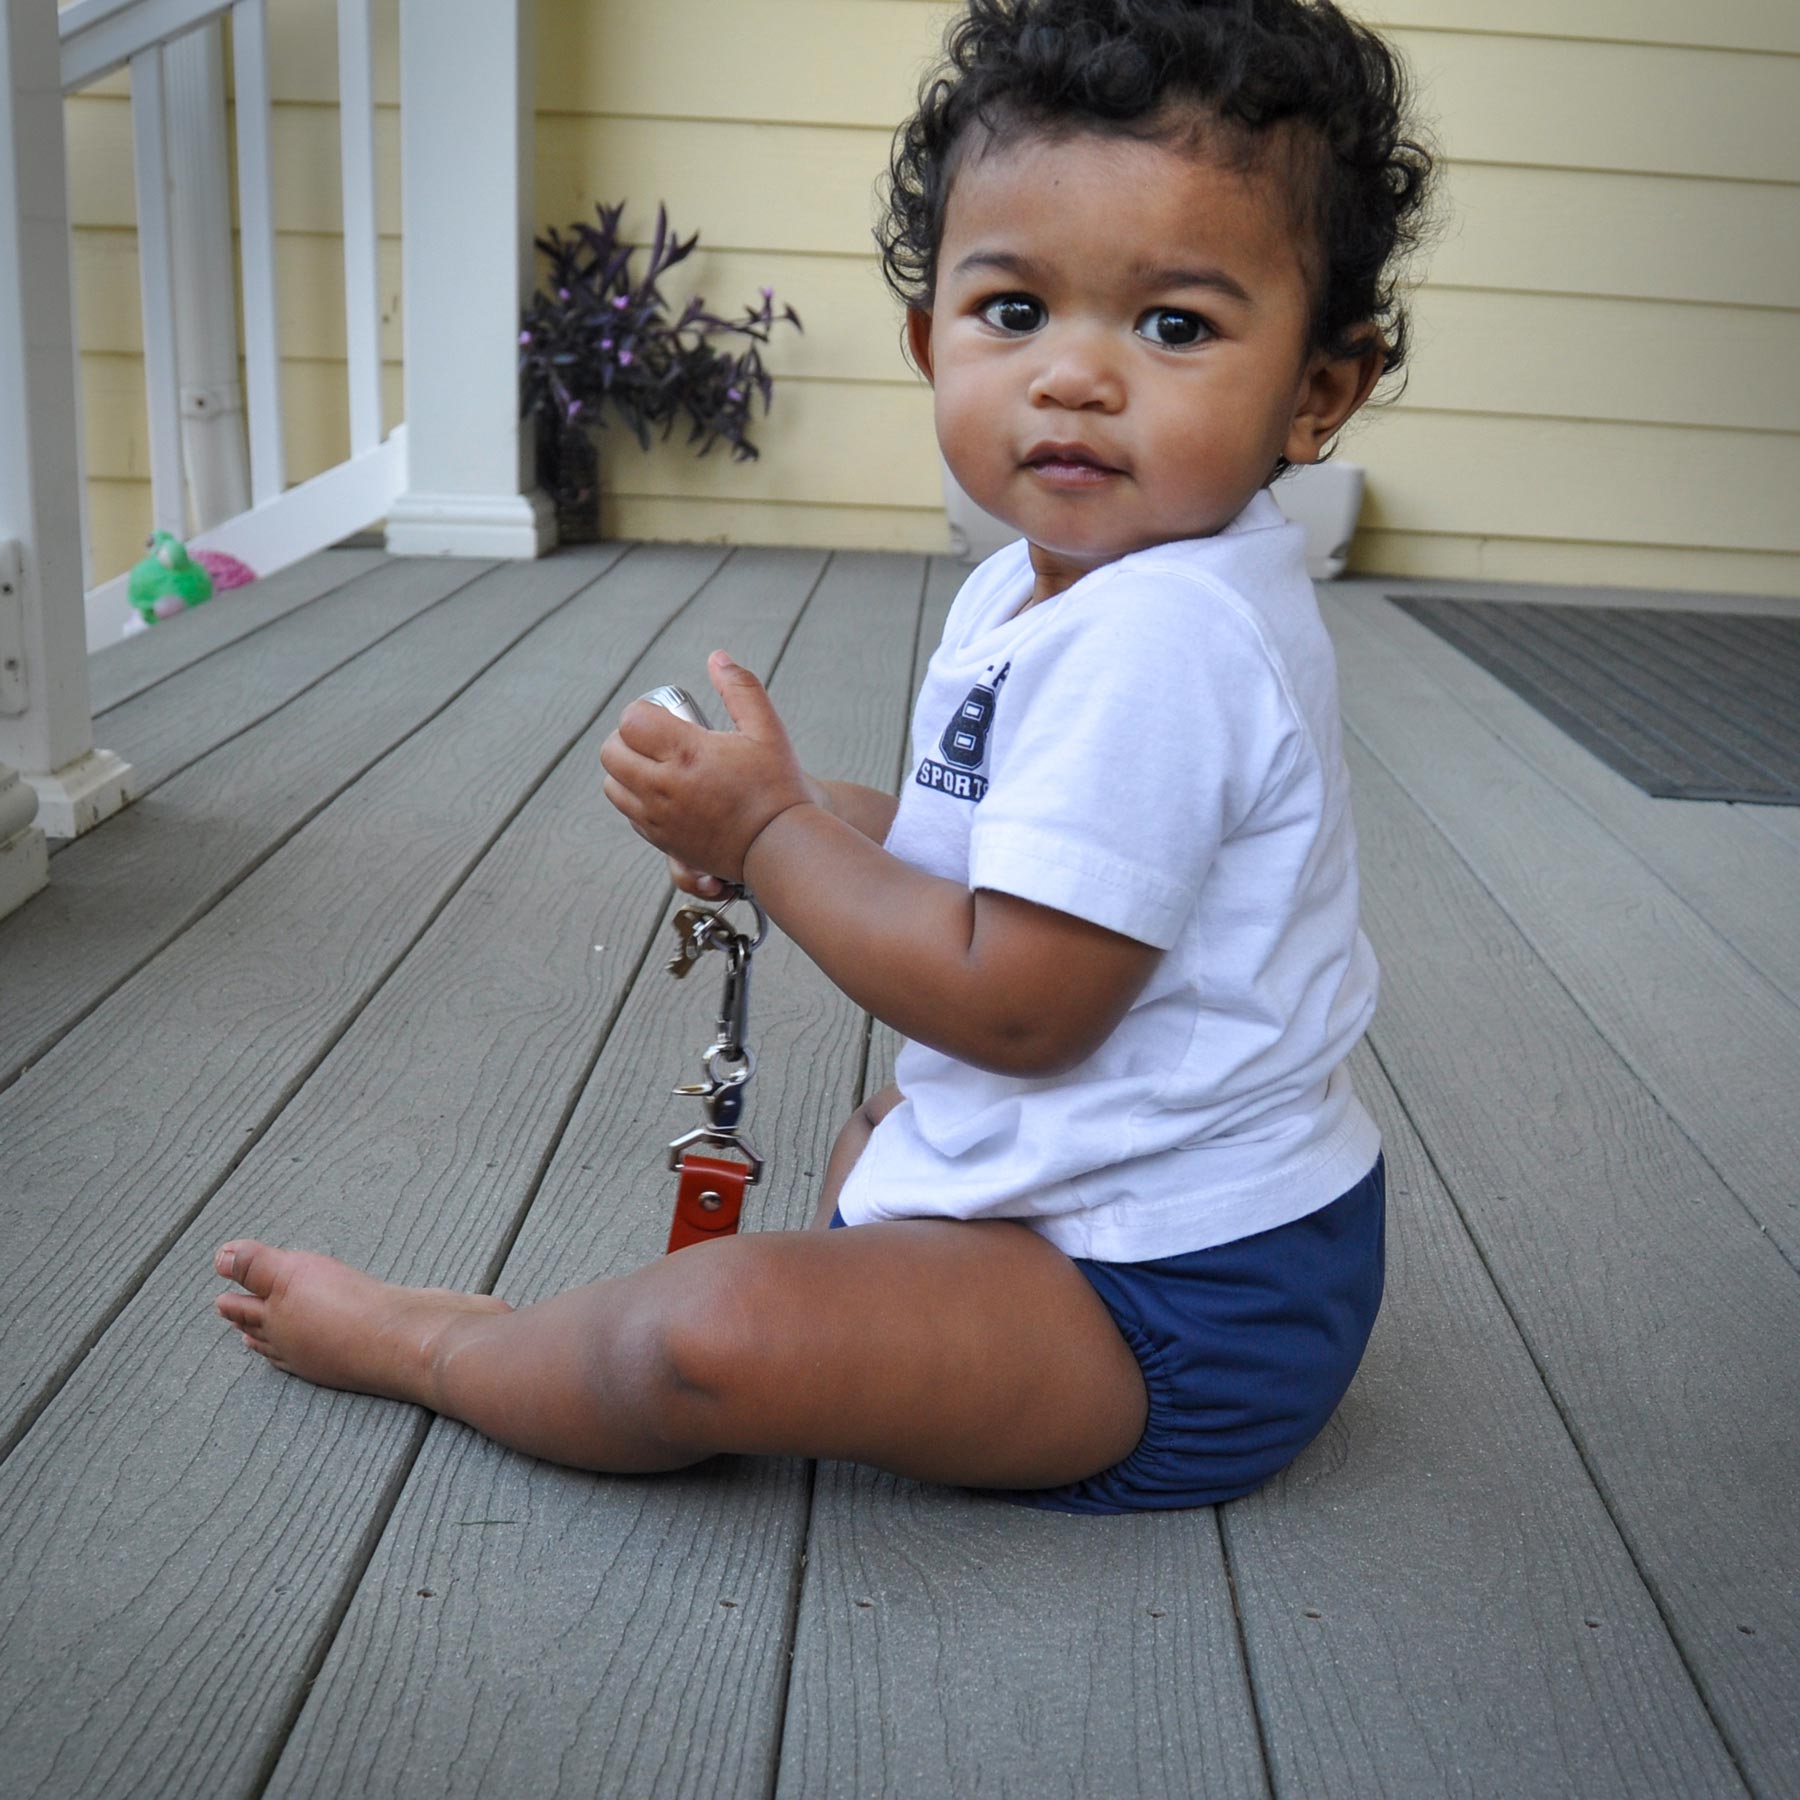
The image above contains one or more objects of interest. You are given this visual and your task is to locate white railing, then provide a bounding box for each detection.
[2,0,539,887]
[59,0,406,643]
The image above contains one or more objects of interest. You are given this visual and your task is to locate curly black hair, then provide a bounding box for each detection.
[879,0,1436,379]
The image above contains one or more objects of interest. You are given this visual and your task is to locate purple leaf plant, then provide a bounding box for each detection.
[519,202,802,469]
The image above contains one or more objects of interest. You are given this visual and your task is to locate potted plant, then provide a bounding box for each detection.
[519,202,802,542]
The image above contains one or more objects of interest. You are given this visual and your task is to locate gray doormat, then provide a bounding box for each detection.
[1391,596,1800,805]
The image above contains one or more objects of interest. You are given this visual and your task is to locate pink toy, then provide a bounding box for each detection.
[192,549,257,592]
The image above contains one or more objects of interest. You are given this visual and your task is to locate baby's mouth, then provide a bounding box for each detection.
[1023,443,1121,486]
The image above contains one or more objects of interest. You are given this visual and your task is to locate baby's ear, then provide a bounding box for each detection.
[1283,335,1386,465]
[905,307,936,384]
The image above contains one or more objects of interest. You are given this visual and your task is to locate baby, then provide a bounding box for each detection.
[216,0,1435,1513]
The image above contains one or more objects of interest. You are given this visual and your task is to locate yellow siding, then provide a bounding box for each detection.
[67,0,1800,595]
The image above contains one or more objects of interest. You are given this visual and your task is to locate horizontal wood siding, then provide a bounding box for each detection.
[64,0,1800,594]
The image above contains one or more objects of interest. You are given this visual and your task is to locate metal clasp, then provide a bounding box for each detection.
[665,1126,764,1183]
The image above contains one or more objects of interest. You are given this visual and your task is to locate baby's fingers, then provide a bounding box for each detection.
[669,858,724,899]
[601,771,647,830]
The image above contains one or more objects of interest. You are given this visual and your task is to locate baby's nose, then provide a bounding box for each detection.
[1026,332,1125,411]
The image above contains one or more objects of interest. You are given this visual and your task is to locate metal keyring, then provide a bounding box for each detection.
[699,889,768,951]
[704,1042,756,1086]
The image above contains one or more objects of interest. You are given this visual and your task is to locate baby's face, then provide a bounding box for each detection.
[913,126,1355,604]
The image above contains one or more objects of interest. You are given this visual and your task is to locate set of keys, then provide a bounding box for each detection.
[665,889,767,1163]
[662,888,768,1251]
[635,682,771,1253]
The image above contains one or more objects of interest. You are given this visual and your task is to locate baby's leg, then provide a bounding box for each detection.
[214,1211,1147,1490]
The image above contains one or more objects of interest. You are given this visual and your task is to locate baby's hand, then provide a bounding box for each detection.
[600,652,815,884]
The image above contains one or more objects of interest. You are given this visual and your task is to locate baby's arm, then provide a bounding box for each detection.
[602,654,1156,1076]
[809,780,900,844]
[747,807,1156,1075]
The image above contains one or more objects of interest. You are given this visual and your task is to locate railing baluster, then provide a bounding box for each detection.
[129,42,185,535]
[337,0,382,457]
[231,0,284,506]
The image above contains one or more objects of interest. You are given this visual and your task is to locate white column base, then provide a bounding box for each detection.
[27,746,132,840]
[384,490,555,560]
[0,764,47,919]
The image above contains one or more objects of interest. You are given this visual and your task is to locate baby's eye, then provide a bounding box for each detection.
[979,295,1045,334]
[1137,308,1210,348]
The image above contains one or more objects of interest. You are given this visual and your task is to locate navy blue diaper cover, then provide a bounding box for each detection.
[832,1155,1385,1514]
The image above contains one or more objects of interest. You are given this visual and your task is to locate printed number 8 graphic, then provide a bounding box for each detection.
[940,683,998,769]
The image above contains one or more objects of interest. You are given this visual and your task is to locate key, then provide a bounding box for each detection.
[666,905,717,978]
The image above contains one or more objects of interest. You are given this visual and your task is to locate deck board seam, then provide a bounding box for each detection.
[245,1410,440,1800]
[1215,1523,1281,1800]
[1343,711,1800,1284]
[1360,1029,1756,1798]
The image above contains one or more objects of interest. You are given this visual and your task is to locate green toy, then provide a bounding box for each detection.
[127,530,214,629]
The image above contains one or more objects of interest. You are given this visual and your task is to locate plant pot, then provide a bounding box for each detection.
[535,412,602,545]
[1270,462,1365,580]
[940,456,1019,564]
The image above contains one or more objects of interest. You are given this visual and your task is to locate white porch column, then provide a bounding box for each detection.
[384,0,552,559]
[0,0,129,843]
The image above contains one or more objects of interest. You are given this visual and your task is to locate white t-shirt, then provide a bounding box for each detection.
[836,490,1381,1262]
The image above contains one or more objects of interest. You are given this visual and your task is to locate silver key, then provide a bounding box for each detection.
[666,905,717,978]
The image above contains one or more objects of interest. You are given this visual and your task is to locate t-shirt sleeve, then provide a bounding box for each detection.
[967,576,1303,948]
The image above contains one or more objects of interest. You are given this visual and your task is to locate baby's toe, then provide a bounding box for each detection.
[215,1239,277,1295]
[216,1290,266,1332]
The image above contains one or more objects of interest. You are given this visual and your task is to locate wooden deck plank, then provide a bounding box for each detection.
[0,547,622,1092]
[1326,592,1800,1267]
[1346,731,1800,1793]
[0,547,819,1800]
[783,1472,1269,1800]
[1220,1045,1743,1799]
[261,551,928,1800]
[0,547,709,1459]
[773,558,1262,1800]
[1329,584,1800,1011]
[87,547,391,713]
[92,555,493,798]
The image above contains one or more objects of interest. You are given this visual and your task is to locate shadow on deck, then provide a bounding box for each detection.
[0,542,1795,1797]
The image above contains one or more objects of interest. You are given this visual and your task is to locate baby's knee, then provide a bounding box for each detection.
[630,1242,790,1452]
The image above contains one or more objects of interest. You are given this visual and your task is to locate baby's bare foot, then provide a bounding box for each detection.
[214,1240,513,1407]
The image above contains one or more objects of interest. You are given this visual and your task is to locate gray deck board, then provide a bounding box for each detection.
[0,548,623,1092]
[263,551,925,1798]
[86,547,391,713]
[1327,591,1800,1267]
[783,1474,1269,1800]
[0,546,803,1798]
[1221,1045,1744,1799]
[1329,585,1800,1012]
[0,546,700,1455]
[2,545,1792,1799]
[91,555,491,798]
[1347,729,1800,1792]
